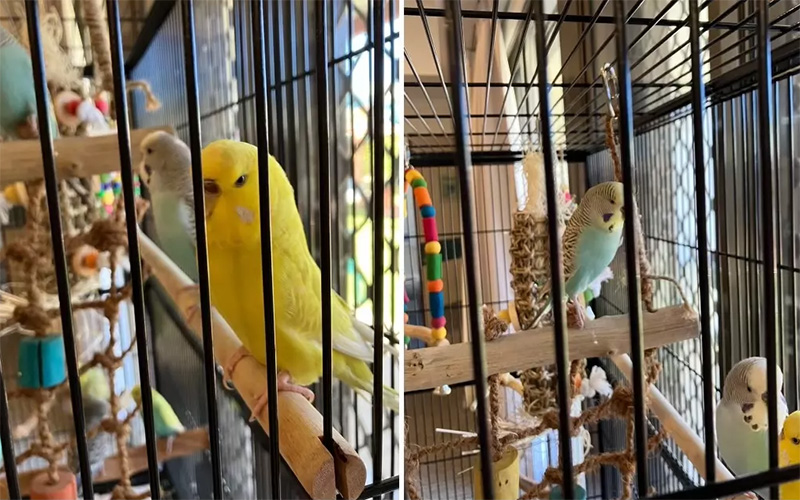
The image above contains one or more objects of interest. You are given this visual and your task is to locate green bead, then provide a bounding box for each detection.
[410,178,427,189]
[404,335,411,344]
[426,253,442,281]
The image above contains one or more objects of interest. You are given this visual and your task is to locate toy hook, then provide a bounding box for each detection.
[601,63,620,119]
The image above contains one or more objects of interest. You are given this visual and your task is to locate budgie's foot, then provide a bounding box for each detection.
[278,372,315,403]
[568,300,586,329]
[166,435,175,455]
[223,346,251,390]
[16,115,39,140]
[247,373,314,422]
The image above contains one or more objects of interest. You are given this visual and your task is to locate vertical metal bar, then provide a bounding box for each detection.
[23,2,93,497]
[372,0,385,492]
[179,1,223,498]
[0,360,20,500]
[388,0,398,479]
[756,2,780,498]
[315,0,334,452]
[532,2,574,498]
[612,0,649,492]
[251,0,282,497]
[444,3,494,498]
[688,0,717,485]
[105,1,162,497]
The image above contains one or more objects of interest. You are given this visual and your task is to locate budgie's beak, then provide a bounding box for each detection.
[619,205,625,220]
[204,179,221,217]
[762,391,768,403]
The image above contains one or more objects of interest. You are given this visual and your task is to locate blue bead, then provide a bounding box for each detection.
[429,291,445,319]
[420,205,436,218]
[18,335,67,389]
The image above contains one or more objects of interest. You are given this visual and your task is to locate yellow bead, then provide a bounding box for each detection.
[424,241,441,255]
[405,169,423,182]
[431,327,447,340]
[102,191,114,205]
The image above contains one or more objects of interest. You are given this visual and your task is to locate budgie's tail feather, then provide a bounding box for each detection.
[352,320,400,358]
[530,300,551,329]
[336,359,400,413]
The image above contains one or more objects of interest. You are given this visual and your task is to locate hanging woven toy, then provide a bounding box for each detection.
[403,143,451,396]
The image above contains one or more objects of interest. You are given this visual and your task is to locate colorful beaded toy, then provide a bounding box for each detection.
[404,167,447,345]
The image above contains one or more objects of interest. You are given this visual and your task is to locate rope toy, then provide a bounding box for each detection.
[403,153,451,396]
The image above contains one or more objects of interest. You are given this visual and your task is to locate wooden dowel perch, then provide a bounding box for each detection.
[137,229,366,500]
[405,306,699,392]
[0,126,174,187]
[611,354,733,482]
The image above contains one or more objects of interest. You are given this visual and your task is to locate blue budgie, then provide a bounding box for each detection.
[532,181,625,329]
[137,131,198,282]
[716,357,788,499]
[0,25,58,140]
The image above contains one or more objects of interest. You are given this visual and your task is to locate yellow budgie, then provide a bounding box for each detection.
[183,139,398,421]
[780,410,800,499]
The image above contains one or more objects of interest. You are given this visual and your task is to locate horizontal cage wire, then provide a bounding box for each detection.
[0,0,400,499]
[403,0,799,499]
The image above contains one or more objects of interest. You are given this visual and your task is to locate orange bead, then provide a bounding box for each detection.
[414,187,432,208]
[427,279,444,293]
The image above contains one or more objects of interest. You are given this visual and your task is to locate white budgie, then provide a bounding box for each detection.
[137,131,199,282]
[716,357,788,499]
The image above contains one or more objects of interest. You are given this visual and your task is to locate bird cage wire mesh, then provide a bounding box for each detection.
[0,0,401,499]
[403,0,799,499]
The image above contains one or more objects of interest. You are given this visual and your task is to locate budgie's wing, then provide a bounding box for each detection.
[152,193,198,282]
[274,231,373,361]
[181,189,196,244]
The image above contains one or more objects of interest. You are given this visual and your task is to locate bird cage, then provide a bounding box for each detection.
[0,1,401,499]
[403,1,799,499]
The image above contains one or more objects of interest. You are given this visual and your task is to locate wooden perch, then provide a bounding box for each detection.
[0,419,210,498]
[405,306,699,392]
[94,428,210,484]
[611,354,734,483]
[137,229,366,500]
[0,126,174,187]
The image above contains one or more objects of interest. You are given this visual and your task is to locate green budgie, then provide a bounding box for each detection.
[532,181,625,329]
[716,357,788,499]
[131,385,186,454]
[79,366,111,402]
[0,25,58,140]
[137,131,199,282]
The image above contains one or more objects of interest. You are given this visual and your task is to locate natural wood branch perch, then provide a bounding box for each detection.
[405,306,698,392]
[0,126,174,187]
[137,229,365,500]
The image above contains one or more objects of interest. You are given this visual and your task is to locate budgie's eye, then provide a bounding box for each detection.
[146,148,153,154]
[747,385,752,393]
[793,437,800,445]
[234,174,248,187]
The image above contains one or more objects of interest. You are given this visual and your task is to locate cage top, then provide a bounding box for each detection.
[404,0,800,160]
